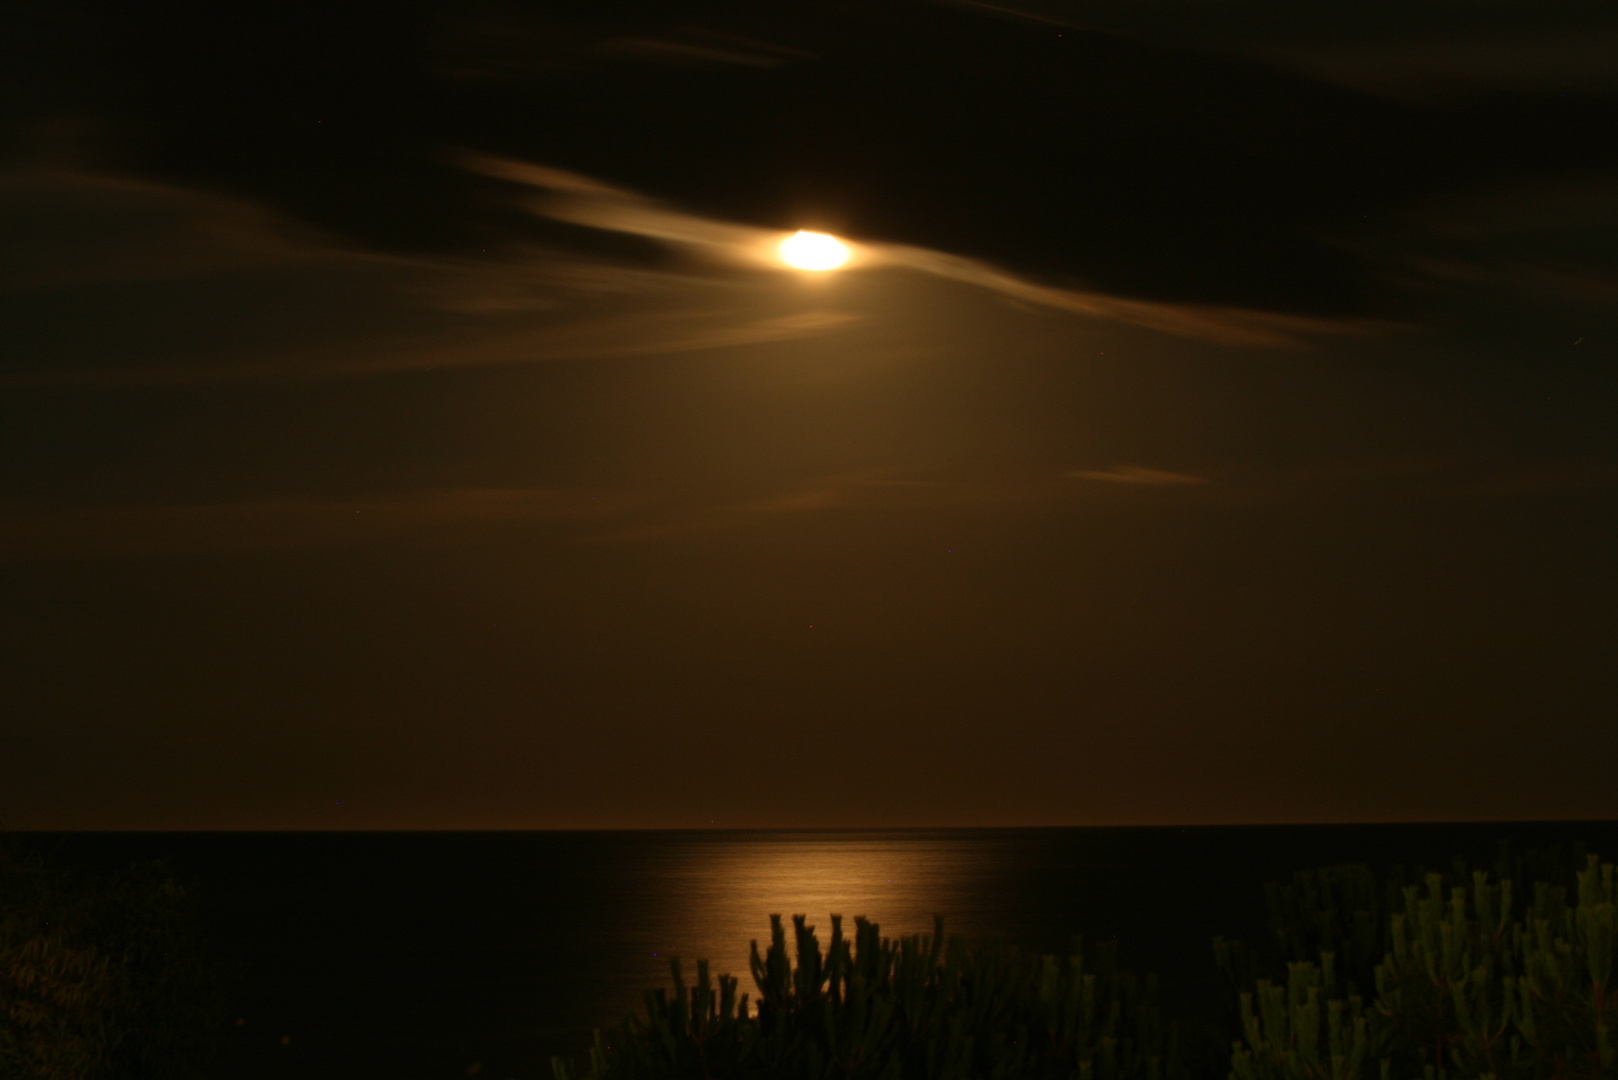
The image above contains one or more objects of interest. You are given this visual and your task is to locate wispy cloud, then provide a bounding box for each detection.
[586,466,1224,542]
[0,488,632,561]
[583,487,950,543]
[1068,466,1209,485]
[0,166,863,387]
[584,471,897,542]
[0,466,1199,559]
[873,246,1383,348]
[0,168,330,289]
[10,451,1607,562]
[1356,179,1618,315]
[591,30,815,69]
[463,154,784,265]
[0,475,949,558]
[919,0,1618,100]
[6,307,859,389]
[1261,32,1618,100]
[2,151,1395,395]
[462,153,1389,348]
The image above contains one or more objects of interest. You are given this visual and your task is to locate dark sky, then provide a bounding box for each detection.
[3,0,1615,829]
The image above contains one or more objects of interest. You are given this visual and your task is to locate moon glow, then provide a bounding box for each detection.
[779,231,851,271]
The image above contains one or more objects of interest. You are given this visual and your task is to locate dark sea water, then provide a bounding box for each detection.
[26,823,1618,1080]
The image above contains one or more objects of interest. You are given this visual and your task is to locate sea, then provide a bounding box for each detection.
[22,823,1618,1080]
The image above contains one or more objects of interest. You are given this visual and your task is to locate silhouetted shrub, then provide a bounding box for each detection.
[0,841,225,1080]
[556,913,1190,1080]
[566,846,1614,1080]
[1230,855,1617,1080]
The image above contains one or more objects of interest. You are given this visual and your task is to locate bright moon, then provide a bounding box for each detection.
[779,231,850,271]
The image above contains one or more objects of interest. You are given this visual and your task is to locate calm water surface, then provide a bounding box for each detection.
[34,823,1618,1080]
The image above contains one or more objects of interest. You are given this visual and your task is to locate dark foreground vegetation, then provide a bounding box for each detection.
[557,845,1616,1080]
[2,838,1613,1080]
[0,839,225,1080]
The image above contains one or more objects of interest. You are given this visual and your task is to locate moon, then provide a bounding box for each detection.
[779,231,851,271]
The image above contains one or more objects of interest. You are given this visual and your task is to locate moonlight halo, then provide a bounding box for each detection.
[779,230,851,271]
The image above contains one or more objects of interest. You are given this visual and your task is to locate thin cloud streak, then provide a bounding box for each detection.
[0,166,864,387]
[862,243,1381,347]
[0,157,1401,396]
[462,153,1390,348]
[6,453,1611,561]
[0,470,1168,559]
[1068,466,1209,485]
[0,488,635,561]
[464,154,783,263]
[5,308,859,389]
[0,167,331,289]
[918,0,1618,100]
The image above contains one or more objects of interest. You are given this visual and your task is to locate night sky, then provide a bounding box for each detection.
[3,0,1615,829]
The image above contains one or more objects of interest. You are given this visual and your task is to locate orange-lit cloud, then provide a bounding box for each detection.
[0,156,1382,398]
[6,451,1614,562]
[0,468,1166,560]
[0,488,629,561]
[1067,466,1209,485]
[461,153,1388,348]
[6,307,860,389]
[0,167,862,388]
